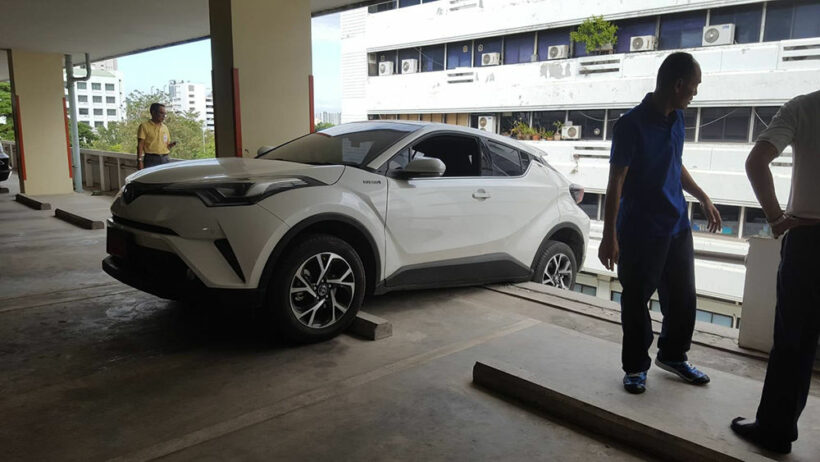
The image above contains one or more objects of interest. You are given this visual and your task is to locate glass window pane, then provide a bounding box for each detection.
[567,110,605,140]
[91,82,101,90]
[793,1,820,39]
[764,1,794,41]
[421,45,445,72]
[76,82,86,90]
[578,193,599,219]
[474,37,503,67]
[659,10,707,50]
[93,108,103,115]
[650,300,661,312]
[699,107,751,142]
[377,50,398,73]
[614,18,657,53]
[446,41,472,69]
[752,107,780,141]
[606,109,630,140]
[532,111,565,132]
[500,112,529,136]
[504,32,535,65]
[712,313,734,327]
[536,28,571,61]
[683,108,698,141]
[398,0,420,7]
[710,3,763,44]
[695,309,712,323]
[484,140,523,176]
[693,204,739,236]
[398,48,419,74]
[79,108,88,115]
[743,207,771,238]
[107,109,116,116]
[78,95,87,102]
[582,285,597,296]
[611,291,622,303]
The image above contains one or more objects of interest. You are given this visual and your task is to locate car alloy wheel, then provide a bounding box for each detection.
[542,253,573,289]
[289,252,356,329]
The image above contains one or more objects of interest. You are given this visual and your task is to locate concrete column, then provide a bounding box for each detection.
[209,0,312,158]
[8,50,72,195]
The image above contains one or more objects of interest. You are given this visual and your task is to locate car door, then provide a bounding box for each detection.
[383,133,500,286]
[476,139,561,267]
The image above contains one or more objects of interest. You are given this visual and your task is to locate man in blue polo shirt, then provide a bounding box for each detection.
[599,52,722,394]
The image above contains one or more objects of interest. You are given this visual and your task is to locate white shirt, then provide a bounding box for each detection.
[756,89,820,219]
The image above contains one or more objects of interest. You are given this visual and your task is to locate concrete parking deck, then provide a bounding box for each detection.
[1,176,818,461]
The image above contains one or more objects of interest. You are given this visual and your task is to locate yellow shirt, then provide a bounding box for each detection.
[137,121,171,155]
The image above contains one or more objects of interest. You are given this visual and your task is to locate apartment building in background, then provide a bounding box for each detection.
[66,59,125,130]
[167,80,212,130]
[341,0,820,329]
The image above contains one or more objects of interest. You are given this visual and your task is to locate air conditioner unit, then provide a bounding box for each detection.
[378,61,394,76]
[630,35,657,52]
[561,124,582,140]
[702,23,735,47]
[547,45,569,60]
[477,115,496,133]
[481,52,501,66]
[401,58,419,74]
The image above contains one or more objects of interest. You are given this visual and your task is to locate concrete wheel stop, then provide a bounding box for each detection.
[0,186,9,194]
[15,193,51,210]
[54,208,105,230]
[347,311,392,340]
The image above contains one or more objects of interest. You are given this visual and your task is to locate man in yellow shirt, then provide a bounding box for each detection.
[137,103,176,169]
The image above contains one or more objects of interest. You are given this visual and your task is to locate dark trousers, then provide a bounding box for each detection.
[143,153,170,168]
[755,224,820,443]
[618,228,697,373]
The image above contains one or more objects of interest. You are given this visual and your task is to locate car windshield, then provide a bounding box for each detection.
[258,122,420,167]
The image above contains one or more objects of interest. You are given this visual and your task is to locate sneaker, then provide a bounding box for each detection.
[623,371,647,394]
[655,357,710,384]
[730,417,791,454]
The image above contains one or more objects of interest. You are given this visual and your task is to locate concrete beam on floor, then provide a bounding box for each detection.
[0,187,9,194]
[15,193,51,210]
[347,311,392,340]
[55,208,104,230]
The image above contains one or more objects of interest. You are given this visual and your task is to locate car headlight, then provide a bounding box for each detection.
[164,177,318,207]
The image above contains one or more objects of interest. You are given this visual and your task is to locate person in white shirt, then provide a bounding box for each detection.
[731,90,820,455]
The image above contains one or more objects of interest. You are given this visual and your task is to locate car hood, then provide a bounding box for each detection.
[124,158,345,186]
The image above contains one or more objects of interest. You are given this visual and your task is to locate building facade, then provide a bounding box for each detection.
[66,59,125,130]
[341,0,820,328]
[167,80,211,130]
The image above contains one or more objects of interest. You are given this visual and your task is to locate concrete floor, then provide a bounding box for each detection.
[1,175,817,461]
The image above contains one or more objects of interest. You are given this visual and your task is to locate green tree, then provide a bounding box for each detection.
[570,16,618,53]
[316,121,335,131]
[76,122,98,148]
[90,88,214,160]
[0,82,15,141]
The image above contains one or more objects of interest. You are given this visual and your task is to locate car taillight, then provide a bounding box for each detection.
[569,184,584,204]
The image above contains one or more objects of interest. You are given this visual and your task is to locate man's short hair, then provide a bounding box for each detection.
[656,52,698,90]
[149,103,165,115]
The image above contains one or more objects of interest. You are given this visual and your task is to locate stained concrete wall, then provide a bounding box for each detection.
[9,50,72,195]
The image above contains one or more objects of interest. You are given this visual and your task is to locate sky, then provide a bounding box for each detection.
[117,13,342,113]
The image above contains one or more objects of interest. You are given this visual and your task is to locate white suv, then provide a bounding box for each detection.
[104,122,590,342]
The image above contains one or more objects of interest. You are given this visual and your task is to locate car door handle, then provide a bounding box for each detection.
[472,189,491,200]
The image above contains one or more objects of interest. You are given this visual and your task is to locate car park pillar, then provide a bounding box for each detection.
[209,0,313,158]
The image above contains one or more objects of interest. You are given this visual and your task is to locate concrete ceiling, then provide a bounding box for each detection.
[0,0,379,81]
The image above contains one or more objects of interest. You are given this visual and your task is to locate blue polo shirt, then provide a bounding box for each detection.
[610,93,689,239]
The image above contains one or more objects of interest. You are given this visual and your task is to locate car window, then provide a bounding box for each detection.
[483,140,524,176]
[389,134,481,177]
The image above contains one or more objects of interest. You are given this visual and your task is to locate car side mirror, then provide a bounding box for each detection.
[395,158,446,178]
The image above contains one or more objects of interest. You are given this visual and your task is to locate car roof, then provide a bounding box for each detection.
[353,120,537,152]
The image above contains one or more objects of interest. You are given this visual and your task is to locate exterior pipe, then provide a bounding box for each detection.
[65,53,91,192]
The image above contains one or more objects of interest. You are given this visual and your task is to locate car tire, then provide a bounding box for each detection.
[269,234,365,343]
[532,240,577,290]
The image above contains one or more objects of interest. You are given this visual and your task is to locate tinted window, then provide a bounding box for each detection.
[399,0,419,7]
[260,123,419,167]
[91,82,101,90]
[500,112,529,136]
[567,110,606,140]
[378,50,398,70]
[412,135,481,177]
[446,41,472,69]
[699,107,751,142]
[683,108,698,141]
[659,10,707,49]
[614,17,657,53]
[692,203,740,236]
[532,111,566,132]
[504,33,535,64]
[578,192,599,219]
[752,107,780,141]
[764,0,820,41]
[76,82,86,90]
[710,3,763,44]
[421,45,445,72]
[572,284,597,296]
[474,37,503,67]
[482,140,523,176]
[536,28,571,61]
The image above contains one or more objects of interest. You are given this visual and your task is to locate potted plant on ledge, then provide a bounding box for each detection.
[552,120,564,140]
[571,15,618,55]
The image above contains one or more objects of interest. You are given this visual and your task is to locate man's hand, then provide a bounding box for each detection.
[598,235,619,271]
[699,198,722,233]
[137,159,144,170]
[771,214,801,238]
[168,141,178,149]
